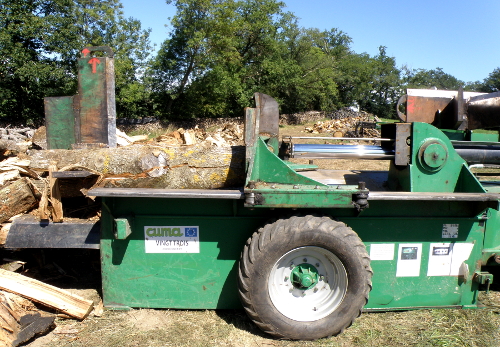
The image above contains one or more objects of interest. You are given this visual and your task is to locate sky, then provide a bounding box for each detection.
[120,0,500,83]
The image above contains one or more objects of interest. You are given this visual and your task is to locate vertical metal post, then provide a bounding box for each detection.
[77,47,117,147]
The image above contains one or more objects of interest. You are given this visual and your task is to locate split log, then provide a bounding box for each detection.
[27,144,246,189]
[0,290,55,347]
[0,178,37,224]
[0,269,93,320]
[48,163,63,222]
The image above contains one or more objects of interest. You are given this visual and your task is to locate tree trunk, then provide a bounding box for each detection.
[25,144,246,189]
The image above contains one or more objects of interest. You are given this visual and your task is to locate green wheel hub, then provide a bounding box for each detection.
[291,263,319,290]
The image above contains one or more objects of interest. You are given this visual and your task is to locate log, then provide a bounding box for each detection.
[0,140,29,158]
[48,163,63,222]
[0,178,37,224]
[26,144,246,189]
[0,269,93,320]
[0,291,55,347]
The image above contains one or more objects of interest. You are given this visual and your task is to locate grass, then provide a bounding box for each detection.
[34,296,500,347]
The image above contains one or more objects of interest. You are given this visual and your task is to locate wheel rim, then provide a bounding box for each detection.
[268,246,348,322]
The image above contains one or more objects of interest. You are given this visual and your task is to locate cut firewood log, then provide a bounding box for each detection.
[0,290,55,347]
[0,269,93,320]
[48,162,63,222]
[0,178,37,224]
[26,144,246,189]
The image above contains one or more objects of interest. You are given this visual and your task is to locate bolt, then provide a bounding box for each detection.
[315,263,320,267]
[319,275,324,281]
[313,287,318,293]
[303,258,307,262]
[313,307,317,311]
[284,276,289,282]
[293,185,299,189]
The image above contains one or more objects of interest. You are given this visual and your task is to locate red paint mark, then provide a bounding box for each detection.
[88,57,100,73]
[82,48,90,57]
[407,96,416,115]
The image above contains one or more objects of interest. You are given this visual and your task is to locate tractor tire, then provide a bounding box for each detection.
[238,215,372,340]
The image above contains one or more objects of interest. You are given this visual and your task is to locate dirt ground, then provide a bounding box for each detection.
[3,123,500,346]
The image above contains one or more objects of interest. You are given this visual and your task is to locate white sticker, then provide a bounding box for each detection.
[427,243,453,276]
[442,224,459,238]
[144,226,199,253]
[370,243,395,260]
[396,244,422,277]
[449,243,474,276]
[427,242,474,276]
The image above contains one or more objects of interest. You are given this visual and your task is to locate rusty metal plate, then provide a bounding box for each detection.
[467,91,500,130]
[255,93,279,136]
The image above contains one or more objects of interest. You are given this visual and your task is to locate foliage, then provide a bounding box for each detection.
[478,67,500,92]
[2,0,496,124]
[404,67,464,91]
[151,0,355,118]
[0,0,152,124]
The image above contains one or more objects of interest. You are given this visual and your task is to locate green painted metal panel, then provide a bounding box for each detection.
[100,196,495,310]
[340,215,485,309]
[101,202,268,309]
[44,96,76,149]
[387,122,484,193]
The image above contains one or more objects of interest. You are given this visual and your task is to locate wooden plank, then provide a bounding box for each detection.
[0,269,93,320]
[0,178,37,224]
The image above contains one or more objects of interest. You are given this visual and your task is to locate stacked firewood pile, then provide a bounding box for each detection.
[280,111,326,125]
[304,109,381,138]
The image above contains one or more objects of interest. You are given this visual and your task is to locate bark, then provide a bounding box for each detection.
[26,144,246,189]
[0,291,55,347]
[0,178,37,224]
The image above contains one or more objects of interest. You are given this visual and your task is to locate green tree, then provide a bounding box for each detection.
[0,0,152,124]
[275,27,350,113]
[151,0,356,118]
[152,0,292,118]
[337,47,402,118]
[478,67,500,92]
[404,67,464,91]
